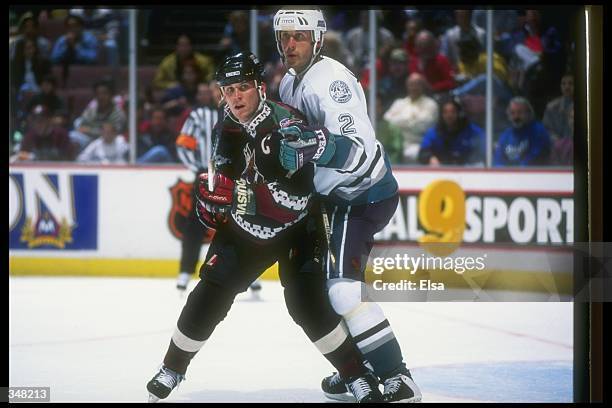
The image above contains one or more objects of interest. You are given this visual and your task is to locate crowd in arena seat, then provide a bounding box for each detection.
[9,7,576,167]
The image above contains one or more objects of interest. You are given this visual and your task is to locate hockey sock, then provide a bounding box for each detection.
[312,321,368,379]
[163,279,236,374]
[163,337,199,375]
[343,302,406,380]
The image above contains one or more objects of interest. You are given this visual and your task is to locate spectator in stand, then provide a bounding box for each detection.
[10,37,52,127]
[50,14,99,66]
[378,48,410,112]
[137,107,178,164]
[374,92,403,164]
[419,97,485,166]
[174,81,218,134]
[10,37,52,102]
[402,17,421,59]
[345,10,395,70]
[509,9,564,117]
[455,32,509,85]
[543,73,573,142]
[543,73,573,165]
[358,36,396,94]
[160,61,202,116]
[153,34,214,91]
[494,97,551,166]
[11,104,74,162]
[440,10,485,70]
[24,74,66,117]
[69,7,123,66]
[409,30,456,94]
[9,11,51,59]
[412,9,455,37]
[219,11,250,58]
[120,96,151,146]
[77,121,129,164]
[383,72,439,163]
[70,79,127,152]
[451,32,513,137]
[550,108,573,166]
[471,10,520,64]
[511,10,545,74]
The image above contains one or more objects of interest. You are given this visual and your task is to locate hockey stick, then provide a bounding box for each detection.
[320,202,336,271]
[208,126,220,192]
[208,159,215,191]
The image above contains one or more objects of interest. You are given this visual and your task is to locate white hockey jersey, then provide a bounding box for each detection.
[279,56,397,205]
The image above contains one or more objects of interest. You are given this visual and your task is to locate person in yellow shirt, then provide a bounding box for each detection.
[451,32,514,136]
[153,34,214,90]
[456,32,508,83]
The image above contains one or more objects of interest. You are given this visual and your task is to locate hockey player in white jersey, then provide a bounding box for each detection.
[273,8,422,403]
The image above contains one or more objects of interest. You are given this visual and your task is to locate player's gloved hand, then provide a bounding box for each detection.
[195,172,234,229]
[278,124,336,172]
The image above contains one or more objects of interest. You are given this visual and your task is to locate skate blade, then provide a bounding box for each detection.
[323,392,356,403]
[148,393,160,403]
[389,396,422,403]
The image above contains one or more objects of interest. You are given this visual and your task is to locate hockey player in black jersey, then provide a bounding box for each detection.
[146,52,377,403]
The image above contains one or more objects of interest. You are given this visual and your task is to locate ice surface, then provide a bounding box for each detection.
[9,277,573,402]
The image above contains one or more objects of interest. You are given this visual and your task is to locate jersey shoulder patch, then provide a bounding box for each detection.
[329,80,352,103]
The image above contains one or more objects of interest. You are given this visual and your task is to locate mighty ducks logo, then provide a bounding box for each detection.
[9,172,98,250]
[329,80,352,103]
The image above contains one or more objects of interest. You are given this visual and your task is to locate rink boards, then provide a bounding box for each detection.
[8,164,574,294]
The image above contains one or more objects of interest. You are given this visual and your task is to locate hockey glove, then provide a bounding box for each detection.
[279,124,336,172]
[195,172,234,229]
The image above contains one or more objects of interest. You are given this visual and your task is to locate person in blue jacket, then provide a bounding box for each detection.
[50,14,98,65]
[418,96,485,166]
[494,96,551,166]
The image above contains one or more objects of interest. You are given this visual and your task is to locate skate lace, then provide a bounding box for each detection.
[156,367,183,390]
[347,377,372,401]
[329,372,343,387]
[383,375,403,395]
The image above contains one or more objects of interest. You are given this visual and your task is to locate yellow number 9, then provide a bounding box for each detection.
[418,180,465,256]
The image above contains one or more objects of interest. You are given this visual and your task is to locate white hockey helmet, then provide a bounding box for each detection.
[273,8,327,73]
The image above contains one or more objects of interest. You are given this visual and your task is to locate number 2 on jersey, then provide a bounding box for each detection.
[338,113,356,135]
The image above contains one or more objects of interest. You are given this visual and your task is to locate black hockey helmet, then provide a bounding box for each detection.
[216,52,265,87]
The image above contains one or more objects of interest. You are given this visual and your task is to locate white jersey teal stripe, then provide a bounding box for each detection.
[279,56,397,205]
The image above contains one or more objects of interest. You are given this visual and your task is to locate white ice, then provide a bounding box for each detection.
[9,277,573,403]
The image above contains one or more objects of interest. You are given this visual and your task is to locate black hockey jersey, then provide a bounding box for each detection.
[212,100,314,244]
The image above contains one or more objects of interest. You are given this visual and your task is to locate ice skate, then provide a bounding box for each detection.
[382,371,422,403]
[321,371,356,402]
[176,272,191,291]
[249,279,262,300]
[345,372,383,403]
[147,365,185,402]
